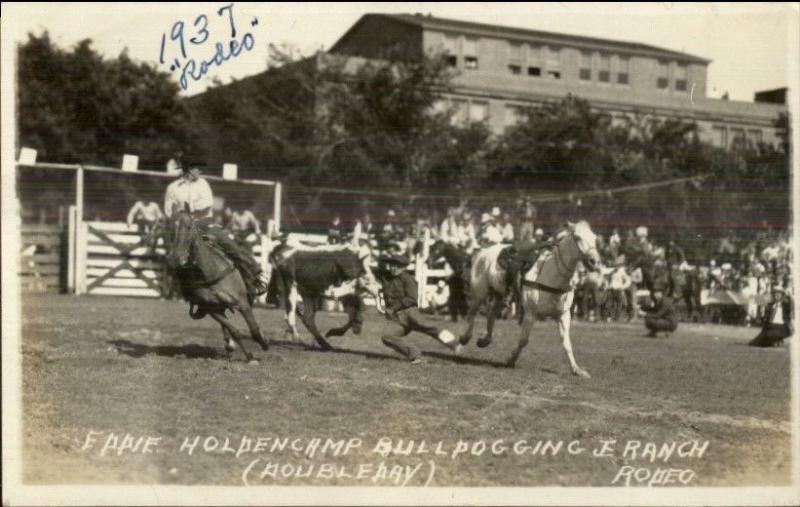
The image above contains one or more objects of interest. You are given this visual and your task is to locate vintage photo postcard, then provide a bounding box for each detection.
[2,2,799,505]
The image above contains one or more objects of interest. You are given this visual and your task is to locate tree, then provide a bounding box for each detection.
[18,32,199,167]
[190,45,493,190]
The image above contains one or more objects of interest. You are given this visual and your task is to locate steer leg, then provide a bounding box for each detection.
[325,294,362,338]
[222,327,236,357]
[284,282,301,340]
[209,311,255,363]
[478,290,504,348]
[298,295,333,351]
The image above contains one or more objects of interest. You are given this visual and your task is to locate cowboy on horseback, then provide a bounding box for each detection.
[164,158,268,300]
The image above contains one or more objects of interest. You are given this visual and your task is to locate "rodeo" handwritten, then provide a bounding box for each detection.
[158,3,258,91]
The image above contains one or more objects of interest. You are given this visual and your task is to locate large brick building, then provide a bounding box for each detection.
[330,13,787,147]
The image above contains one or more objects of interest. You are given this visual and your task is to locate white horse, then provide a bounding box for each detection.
[460,221,601,377]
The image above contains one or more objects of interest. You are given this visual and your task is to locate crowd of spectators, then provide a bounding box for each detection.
[323,203,793,327]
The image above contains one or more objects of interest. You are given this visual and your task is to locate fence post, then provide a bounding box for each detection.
[415,228,430,308]
[273,183,282,232]
[67,206,76,293]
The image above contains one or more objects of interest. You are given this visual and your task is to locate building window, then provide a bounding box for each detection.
[504,105,522,128]
[508,64,522,75]
[675,63,688,91]
[711,126,727,148]
[598,53,611,83]
[747,129,763,145]
[463,37,478,69]
[579,51,592,81]
[657,60,669,89]
[443,35,458,67]
[547,71,561,80]
[617,56,629,85]
[528,66,541,77]
[469,102,489,123]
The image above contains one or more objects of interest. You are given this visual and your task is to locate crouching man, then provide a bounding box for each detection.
[638,287,678,338]
[749,286,793,347]
[376,254,460,363]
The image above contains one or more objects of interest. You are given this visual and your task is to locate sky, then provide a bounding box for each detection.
[3,2,798,101]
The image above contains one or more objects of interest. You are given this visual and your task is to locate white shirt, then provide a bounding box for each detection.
[164,177,214,218]
[229,210,260,232]
[772,304,785,325]
[500,223,515,242]
[482,224,503,244]
[609,267,632,291]
[126,201,163,225]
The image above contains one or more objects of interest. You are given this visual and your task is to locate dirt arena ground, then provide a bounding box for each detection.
[18,294,793,487]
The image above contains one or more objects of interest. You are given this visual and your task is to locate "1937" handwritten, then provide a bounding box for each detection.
[158,3,258,91]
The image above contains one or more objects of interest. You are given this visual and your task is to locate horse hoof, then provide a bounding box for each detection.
[573,368,591,379]
[453,344,464,355]
[477,337,492,348]
[458,335,471,346]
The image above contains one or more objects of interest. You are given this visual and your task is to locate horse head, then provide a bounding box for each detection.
[565,221,601,272]
[168,211,198,269]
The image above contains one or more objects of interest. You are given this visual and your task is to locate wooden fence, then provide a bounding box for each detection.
[19,224,64,293]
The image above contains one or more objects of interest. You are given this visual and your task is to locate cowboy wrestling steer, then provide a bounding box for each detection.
[271,245,381,350]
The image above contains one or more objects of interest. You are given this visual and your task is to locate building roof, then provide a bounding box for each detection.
[335,13,710,64]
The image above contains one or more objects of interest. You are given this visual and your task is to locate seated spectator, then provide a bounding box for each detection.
[749,286,793,347]
[126,200,163,234]
[225,207,261,235]
[639,287,678,338]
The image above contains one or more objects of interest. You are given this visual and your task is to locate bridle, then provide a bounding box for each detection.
[552,230,599,278]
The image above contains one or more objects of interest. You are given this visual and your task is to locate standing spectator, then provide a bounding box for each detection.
[458,210,478,251]
[608,256,632,321]
[440,207,460,245]
[328,215,344,244]
[608,229,622,259]
[499,212,515,243]
[639,287,678,338]
[749,286,793,347]
[375,254,459,363]
[519,207,536,242]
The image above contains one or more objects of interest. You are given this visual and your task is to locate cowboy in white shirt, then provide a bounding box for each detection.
[164,160,266,298]
[480,213,503,245]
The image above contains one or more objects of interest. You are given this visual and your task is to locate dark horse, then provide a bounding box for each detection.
[428,240,471,322]
[167,211,269,363]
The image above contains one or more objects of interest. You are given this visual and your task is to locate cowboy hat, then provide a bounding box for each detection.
[381,254,408,266]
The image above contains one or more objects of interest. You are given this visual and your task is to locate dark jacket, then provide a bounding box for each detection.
[762,297,793,331]
[642,296,678,325]
[377,270,418,314]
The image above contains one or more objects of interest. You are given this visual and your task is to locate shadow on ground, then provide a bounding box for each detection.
[108,339,222,359]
